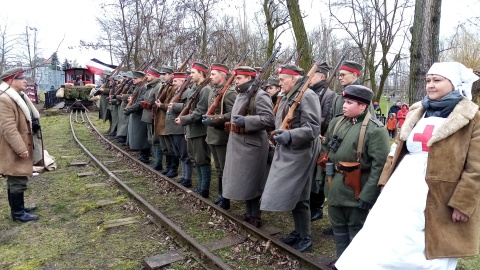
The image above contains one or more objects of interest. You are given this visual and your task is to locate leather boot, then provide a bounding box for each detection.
[197,164,211,198]
[8,189,36,213]
[165,156,179,178]
[218,198,230,210]
[310,192,324,221]
[292,237,312,252]
[139,148,151,164]
[161,154,172,175]
[333,230,351,258]
[213,173,223,204]
[10,192,38,222]
[150,145,163,170]
[280,231,300,246]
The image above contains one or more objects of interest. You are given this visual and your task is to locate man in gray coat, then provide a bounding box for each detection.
[124,71,151,162]
[222,66,274,227]
[260,64,321,252]
[308,62,336,221]
[201,63,237,209]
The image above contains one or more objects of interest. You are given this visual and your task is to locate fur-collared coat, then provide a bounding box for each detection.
[379,98,480,259]
[0,82,38,176]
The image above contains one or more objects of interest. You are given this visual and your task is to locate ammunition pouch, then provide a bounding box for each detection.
[225,122,248,134]
[316,151,329,170]
[337,161,362,200]
[140,101,153,109]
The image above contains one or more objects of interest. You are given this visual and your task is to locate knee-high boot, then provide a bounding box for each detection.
[161,154,172,175]
[165,155,179,178]
[181,162,193,188]
[197,164,211,198]
[10,192,38,222]
[150,145,163,170]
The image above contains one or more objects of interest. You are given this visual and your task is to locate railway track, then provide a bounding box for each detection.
[69,110,331,270]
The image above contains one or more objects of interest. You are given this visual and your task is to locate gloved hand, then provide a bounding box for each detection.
[232,115,245,127]
[202,115,211,126]
[31,118,41,134]
[358,199,373,210]
[273,129,291,145]
[123,108,133,116]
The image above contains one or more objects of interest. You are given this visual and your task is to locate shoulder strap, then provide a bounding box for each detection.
[356,111,371,161]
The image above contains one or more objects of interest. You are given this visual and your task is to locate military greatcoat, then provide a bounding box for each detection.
[141,78,161,124]
[117,85,133,136]
[222,81,274,201]
[178,83,211,139]
[127,85,151,150]
[260,79,321,211]
[154,83,175,136]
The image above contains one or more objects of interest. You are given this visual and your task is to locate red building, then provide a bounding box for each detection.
[64,68,95,85]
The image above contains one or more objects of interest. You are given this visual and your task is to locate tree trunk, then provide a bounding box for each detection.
[286,0,311,70]
[263,0,274,57]
[408,0,441,103]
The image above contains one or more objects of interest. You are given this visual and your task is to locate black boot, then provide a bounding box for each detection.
[218,198,230,210]
[165,156,179,178]
[197,164,211,198]
[10,192,38,222]
[150,145,163,170]
[213,173,224,204]
[310,192,324,221]
[8,189,36,213]
[139,148,151,164]
[161,154,172,175]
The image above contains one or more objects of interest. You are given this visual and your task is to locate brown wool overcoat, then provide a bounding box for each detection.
[379,98,480,259]
[0,86,33,176]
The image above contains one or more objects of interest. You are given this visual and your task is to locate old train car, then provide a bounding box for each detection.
[63,68,97,109]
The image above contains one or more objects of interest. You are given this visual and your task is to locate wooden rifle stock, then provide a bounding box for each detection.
[178,77,211,118]
[206,50,249,116]
[170,75,192,104]
[177,51,194,72]
[279,58,324,130]
[157,78,173,103]
[236,43,282,116]
[125,58,156,108]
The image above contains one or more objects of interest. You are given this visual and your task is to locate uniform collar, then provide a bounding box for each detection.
[349,110,367,124]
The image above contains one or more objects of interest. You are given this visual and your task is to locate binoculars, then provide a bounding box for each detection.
[328,135,343,152]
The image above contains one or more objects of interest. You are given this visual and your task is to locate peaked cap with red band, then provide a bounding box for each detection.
[0,67,26,81]
[340,60,362,75]
[147,67,162,78]
[210,63,230,74]
[191,62,208,73]
[277,64,304,76]
[234,66,257,77]
[173,72,188,79]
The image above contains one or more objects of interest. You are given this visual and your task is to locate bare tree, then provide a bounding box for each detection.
[408,0,441,103]
[329,0,412,101]
[262,0,290,56]
[0,20,17,73]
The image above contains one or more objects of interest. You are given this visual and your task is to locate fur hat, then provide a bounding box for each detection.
[342,85,374,105]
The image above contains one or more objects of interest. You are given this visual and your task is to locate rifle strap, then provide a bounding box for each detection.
[356,111,371,161]
[247,89,258,116]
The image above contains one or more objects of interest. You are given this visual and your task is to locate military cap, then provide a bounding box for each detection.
[173,72,188,79]
[160,67,174,74]
[102,69,112,76]
[210,63,229,74]
[0,67,26,81]
[277,64,304,76]
[191,62,208,73]
[342,85,373,105]
[113,75,123,81]
[316,62,331,75]
[147,67,161,78]
[340,60,362,75]
[264,77,280,87]
[233,66,257,77]
[123,71,134,79]
[132,70,146,79]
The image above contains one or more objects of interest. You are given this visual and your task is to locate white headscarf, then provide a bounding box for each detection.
[427,62,479,100]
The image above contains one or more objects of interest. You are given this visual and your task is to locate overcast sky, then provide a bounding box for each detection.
[1,0,479,67]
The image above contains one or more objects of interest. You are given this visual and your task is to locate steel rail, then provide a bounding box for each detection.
[81,112,330,270]
[70,112,233,270]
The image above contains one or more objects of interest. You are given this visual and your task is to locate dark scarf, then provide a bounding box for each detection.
[421,91,463,118]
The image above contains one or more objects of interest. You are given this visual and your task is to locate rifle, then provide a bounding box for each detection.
[178,55,231,118]
[236,43,282,116]
[125,58,156,109]
[319,52,347,102]
[88,58,125,98]
[279,58,325,130]
[206,50,249,116]
[294,44,305,66]
[157,51,194,103]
